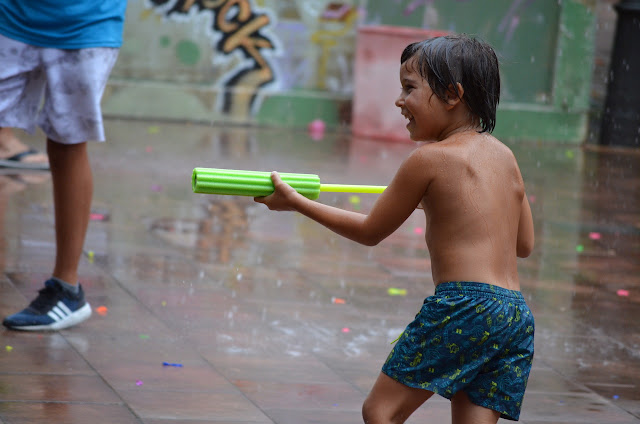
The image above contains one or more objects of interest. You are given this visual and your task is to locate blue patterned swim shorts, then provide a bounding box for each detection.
[382,281,535,421]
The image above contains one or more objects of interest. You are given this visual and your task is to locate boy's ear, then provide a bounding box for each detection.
[444,83,464,109]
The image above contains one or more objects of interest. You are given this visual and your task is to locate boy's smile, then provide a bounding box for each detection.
[395,60,445,142]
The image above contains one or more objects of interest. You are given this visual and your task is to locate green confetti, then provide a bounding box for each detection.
[576,244,584,252]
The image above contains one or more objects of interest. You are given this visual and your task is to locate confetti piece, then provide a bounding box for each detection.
[588,232,601,240]
[413,227,424,235]
[613,395,620,400]
[387,287,407,296]
[341,327,350,333]
[96,306,108,316]
[89,213,107,221]
[136,380,144,386]
[349,195,361,205]
[332,297,346,304]
[565,150,574,159]
[5,346,13,352]
[145,146,153,153]
[87,250,95,262]
[528,195,536,204]
[162,362,183,367]
[151,184,163,192]
[161,301,167,307]
[575,245,584,253]
[139,334,150,339]
[617,289,629,297]
[147,126,160,134]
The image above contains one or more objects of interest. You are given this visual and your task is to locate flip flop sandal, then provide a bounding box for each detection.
[0,147,50,170]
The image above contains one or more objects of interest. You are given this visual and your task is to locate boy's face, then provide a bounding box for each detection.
[395,58,449,142]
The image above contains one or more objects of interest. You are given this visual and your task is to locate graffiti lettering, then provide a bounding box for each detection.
[148,0,278,116]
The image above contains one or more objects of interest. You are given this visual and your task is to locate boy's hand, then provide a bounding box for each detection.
[254,171,300,211]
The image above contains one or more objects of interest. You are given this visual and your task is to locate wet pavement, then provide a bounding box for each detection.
[0,119,639,423]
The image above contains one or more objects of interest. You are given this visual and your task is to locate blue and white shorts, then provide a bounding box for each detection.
[0,33,119,144]
[382,281,535,421]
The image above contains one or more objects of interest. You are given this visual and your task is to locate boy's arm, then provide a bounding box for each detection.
[255,150,431,246]
[516,194,534,258]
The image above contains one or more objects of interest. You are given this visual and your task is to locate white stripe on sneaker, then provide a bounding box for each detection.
[57,302,73,316]
[48,302,73,322]
[47,310,61,321]
[52,306,67,320]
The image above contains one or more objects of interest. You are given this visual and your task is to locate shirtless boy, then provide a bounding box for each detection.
[255,34,535,423]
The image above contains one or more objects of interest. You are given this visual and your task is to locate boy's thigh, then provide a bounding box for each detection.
[0,34,46,130]
[451,391,500,424]
[39,47,120,144]
[364,372,434,423]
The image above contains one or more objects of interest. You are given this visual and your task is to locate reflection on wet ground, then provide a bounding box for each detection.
[0,120,638,423]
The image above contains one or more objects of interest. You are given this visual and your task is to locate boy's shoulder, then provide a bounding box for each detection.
[411,132,517,169]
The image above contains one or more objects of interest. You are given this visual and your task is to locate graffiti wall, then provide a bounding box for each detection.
[107,0,361,126]
[103,0,596,141]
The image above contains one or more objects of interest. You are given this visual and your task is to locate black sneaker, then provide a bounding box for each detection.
[2,279,92,331]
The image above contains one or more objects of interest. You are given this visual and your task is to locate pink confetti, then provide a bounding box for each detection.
[145,146,153,153]
[136,380,144,386]
[617,289,629,297]
[589,232,601,240]
[528,195,536,203]
[341,327,350,333]
[151,184,163,192]
[90,213,106,221]
[414,227,424,235]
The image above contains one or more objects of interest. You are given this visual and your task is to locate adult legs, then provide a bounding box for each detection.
[47,138,92,286]
[362,372,433,424]
[451,391,500,424]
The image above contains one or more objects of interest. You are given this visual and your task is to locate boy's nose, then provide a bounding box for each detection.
[395,95,404,108]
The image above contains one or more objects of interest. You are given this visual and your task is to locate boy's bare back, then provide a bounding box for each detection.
[415,131,533,291]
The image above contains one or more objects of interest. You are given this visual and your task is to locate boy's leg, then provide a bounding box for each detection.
[362,372,433,424]
[47,138,92,286]
[451,391,500,424]
[2,138,92,330]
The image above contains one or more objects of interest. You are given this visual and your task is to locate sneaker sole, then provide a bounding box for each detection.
[8,303,92,331]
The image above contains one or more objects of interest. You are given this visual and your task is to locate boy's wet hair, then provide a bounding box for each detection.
[401,34,500,133]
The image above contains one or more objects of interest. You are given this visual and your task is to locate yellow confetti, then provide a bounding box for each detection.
[387,287,407,296]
